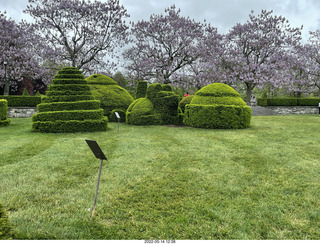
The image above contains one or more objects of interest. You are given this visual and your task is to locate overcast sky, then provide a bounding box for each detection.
[1,0,320,41]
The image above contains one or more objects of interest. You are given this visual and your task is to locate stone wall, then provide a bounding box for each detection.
[8,107,38,118]
[267,106,319,115]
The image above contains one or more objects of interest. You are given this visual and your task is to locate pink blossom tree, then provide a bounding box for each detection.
[24,0,130,73]
[221,10,303,102]
[0,11,53,95]
[123,5,220,87]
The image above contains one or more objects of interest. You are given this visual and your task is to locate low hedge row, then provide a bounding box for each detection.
[32,109,104,122]
[38,100,101,112]
[258,98,320,106]
[0,96,41,107]
[32,117,108,133]
[185,104,252,129]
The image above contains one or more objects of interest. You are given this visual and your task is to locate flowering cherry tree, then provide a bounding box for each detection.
[25,0,130,73]
[222,10,303,102]
[123,5,213,85]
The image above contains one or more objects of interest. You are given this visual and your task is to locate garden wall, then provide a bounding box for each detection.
[8,107,38,118]
[266,106,318,115]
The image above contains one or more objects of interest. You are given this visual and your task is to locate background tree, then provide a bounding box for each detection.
[123,5,210,85]
[222,10,302,103]
[0,11,52,95]
[25,0,130,73]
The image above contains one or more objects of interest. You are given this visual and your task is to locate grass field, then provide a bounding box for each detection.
[0,116,319,240]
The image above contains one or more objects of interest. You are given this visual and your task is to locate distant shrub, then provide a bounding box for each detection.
[298,98,320,106]
[0,203,14,240]
[126,83,183,125]
[136,81,148,99]
[179,95,194,113]
[184,83,251,129]
[0,99,10,127]
[22,88,30,96]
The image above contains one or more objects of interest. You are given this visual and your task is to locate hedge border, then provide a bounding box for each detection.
[258,98,320,106]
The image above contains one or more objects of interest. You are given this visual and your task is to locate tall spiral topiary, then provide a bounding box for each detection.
[0,99,10,127]
[32,67,107,133]
[184,83,252,129]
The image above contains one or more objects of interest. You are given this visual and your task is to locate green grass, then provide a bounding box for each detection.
[1,116,320,240]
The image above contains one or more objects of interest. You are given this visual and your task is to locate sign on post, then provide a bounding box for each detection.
[85,139,107,220]
[115,112,120,134]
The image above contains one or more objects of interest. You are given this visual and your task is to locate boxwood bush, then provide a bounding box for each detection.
[179,95,194,113]
[86,74,134,122]
[32,67,107,133]
[126,83,183,125]
[0,99,10,127]
[184,83,251,129]
[136,81,148,99]
[0,203,14,240]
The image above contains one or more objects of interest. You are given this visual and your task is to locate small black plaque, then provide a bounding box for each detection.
[85,140,107,160]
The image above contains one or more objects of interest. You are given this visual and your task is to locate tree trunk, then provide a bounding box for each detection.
[245,82,254,104]
[3,79,10,95]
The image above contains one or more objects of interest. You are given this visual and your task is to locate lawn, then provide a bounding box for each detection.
[0,115,319,240]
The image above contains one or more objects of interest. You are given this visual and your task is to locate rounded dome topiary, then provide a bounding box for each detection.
[86,74,134,121]
[184,83,252,129]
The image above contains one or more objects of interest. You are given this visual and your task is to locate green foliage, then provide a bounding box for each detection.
[127,83,182,125]
[35,91,41,97]
[37,100,101,112]
[0,100,10,127]
[0,96,42,107]
[32,118,108,133]
[126,98,162,125]
[185,83,251,129]
[86,74,134,117]
[136,81,148,99]
[179,95,194,113]
[185,104,252,129]
[0,204,14,240]
[86,74,117,85]
[258,98,320,106]
[22,88,30,96]
[32,67,107,133]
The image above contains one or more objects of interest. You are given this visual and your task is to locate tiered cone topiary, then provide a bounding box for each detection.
[32,67,107,133]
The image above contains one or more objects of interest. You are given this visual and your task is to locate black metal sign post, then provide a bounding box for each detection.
[115,112,120,134]
[85,139,107,221]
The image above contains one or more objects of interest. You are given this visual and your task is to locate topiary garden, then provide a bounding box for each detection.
[0,99,10,127]
[86,74,134,122]
[184,83,252,129]
[126,83,183,125]
[32,67,108,133]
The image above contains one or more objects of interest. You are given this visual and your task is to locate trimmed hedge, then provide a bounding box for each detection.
[0,96,41,107]
[32,67,107,133]
[258,98,320,106]
[185,83,251,129]
[32,109,104,122]
[32,118,108,133]
[179,95,194,113]
[126,83,183,125]
[0,203,14,240]
[86,74,134,121]
[185,104,252,129]
[37,100,101,112]
[136,81,148,99]
[0,100,10,127]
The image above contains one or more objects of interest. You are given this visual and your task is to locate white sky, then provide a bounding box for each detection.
[1,0,320,41]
